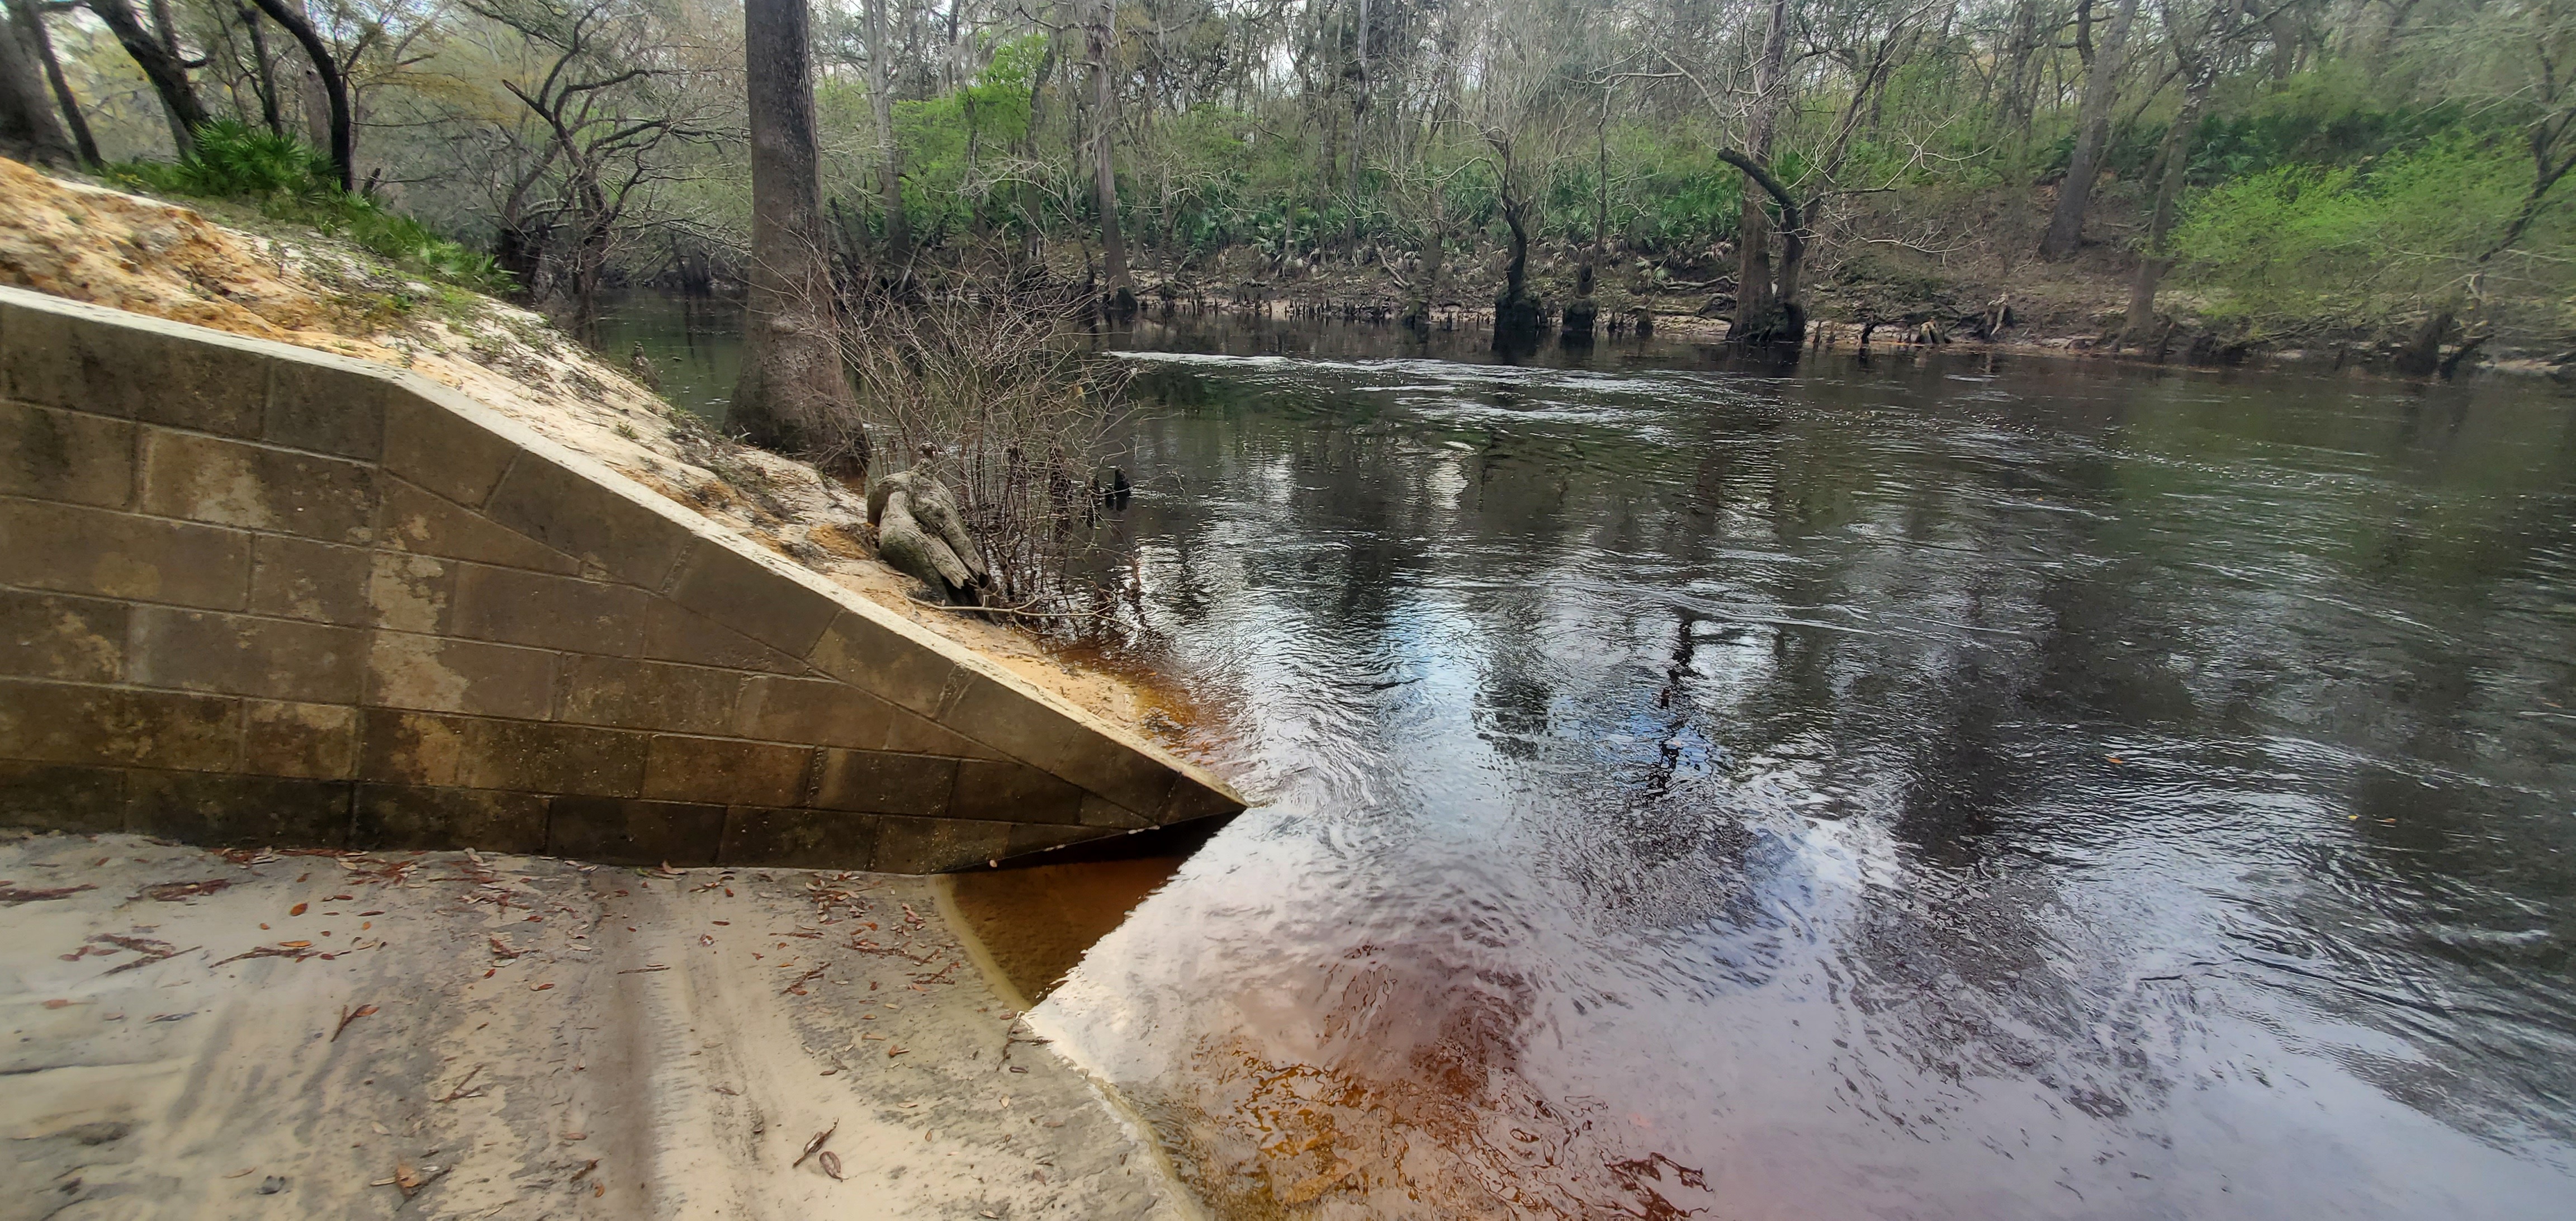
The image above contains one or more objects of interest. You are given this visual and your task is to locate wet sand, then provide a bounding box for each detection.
[0,829,1198,1219]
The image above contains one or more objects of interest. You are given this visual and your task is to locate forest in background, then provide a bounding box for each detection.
[2,0,2572,368]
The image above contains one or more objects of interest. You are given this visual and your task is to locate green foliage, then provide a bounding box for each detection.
[2170,134,2569,337]
[2186,63,2473,182]
[108,121,512,295]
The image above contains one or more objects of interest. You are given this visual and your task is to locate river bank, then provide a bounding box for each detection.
[1,827,1198,1218]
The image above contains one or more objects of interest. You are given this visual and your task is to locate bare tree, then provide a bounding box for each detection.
[243,0,354,188]
[2039,0,2140,259]
[0,0,75,166]
[86,0,210,154]
[7,0,97,164]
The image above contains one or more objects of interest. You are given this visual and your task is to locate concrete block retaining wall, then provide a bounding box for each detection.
[0,286,1240,870]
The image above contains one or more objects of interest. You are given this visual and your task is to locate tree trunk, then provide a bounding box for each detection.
[1404,189,1443,329]
[1492,189,1540,348]
[85,0,206,156]
[0,0,74,167]
[1085,0,1133,313]
[245,0,354,191]
[1732,0,1791,339]
[734,0,868,477]
[864,0,908,281]
[11,0,96,163]
[1718,148,1806,346]
[1346,0,1367,247]
[2038,0,2140,260]
[2119,17,2227,349]
[237,3,284,135]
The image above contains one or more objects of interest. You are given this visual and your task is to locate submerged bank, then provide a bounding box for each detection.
[0,829,1199,1218]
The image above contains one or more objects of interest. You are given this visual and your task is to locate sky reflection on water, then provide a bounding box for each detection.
[1031,322,2576,1220]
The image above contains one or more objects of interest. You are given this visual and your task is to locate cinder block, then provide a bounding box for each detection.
[0,400,135,508]
[0,304,266,436]
[353,784,548,853]
[0,589,129,683]
[248,535,372,624]
[126,606,366,702]
[546,796,724,865]
[0,678,238,770]
[870,815,1012,873]
[366,552,453,633]
[882,706,1004,759]
[804,610,957,718]
[1006,821,1116,859]
[0,760,128,832]
[641,599,807,674]
[138,429,377,544]
[483,453,691,586]
[735,675,901,750]
[378,479,579,574]
[811,749,958,816]
[381,390,522,508]
[949,757,1085,824]
[125,771,352,848]
[642,735,813,806]
[264,361,387,459]
[364,632,558,720]
[242,699,358,779]
[356,707,473,787]
[0,499,251,609]
[450,564,646,655]
[666,541,840,656]
[462,719,647,796]
[1078,791,1156,830]
[555,655,741,736]
[939,673,1178,816]
[719,806,877,869]
[1162,773,1243,826]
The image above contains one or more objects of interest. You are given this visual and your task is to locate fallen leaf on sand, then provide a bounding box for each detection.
[138,879,232,902]
[332,1003,379,1042]
[818,1150,844,1180]
[289,902,307,916]
[570,1158,600,1183]
[792,1122,837,1168]
[277,941,312,949]
[529,982,554,991]
[1,883,96,903]
[42,998,75,1009]
[616,964,669,974]
[487,935,522,959]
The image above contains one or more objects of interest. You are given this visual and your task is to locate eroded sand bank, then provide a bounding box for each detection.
[0,830,1196,1219]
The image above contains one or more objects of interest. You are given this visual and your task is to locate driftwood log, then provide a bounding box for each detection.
[866,468,988,604]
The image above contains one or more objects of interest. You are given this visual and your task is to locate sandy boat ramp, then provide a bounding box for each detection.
[0,830,1197,1220]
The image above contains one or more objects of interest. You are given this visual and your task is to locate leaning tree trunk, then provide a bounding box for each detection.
[2039,0,2140,261]
[84,0,205,156]
[1732,0,1792,342]
[2119,20,2227,349]
[1084,0,1133,314]
[1403,188,1443,330]
[9,0,96,164]
[733,0,868,478]
[245,0,353,191]
[0,1,74,166]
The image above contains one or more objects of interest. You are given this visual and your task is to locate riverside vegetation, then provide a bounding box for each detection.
[0,0,2568,375]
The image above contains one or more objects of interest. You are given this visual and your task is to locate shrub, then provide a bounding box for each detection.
[109,122,512,295]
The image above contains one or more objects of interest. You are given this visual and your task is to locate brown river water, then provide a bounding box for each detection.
[611,297,2576,1219]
